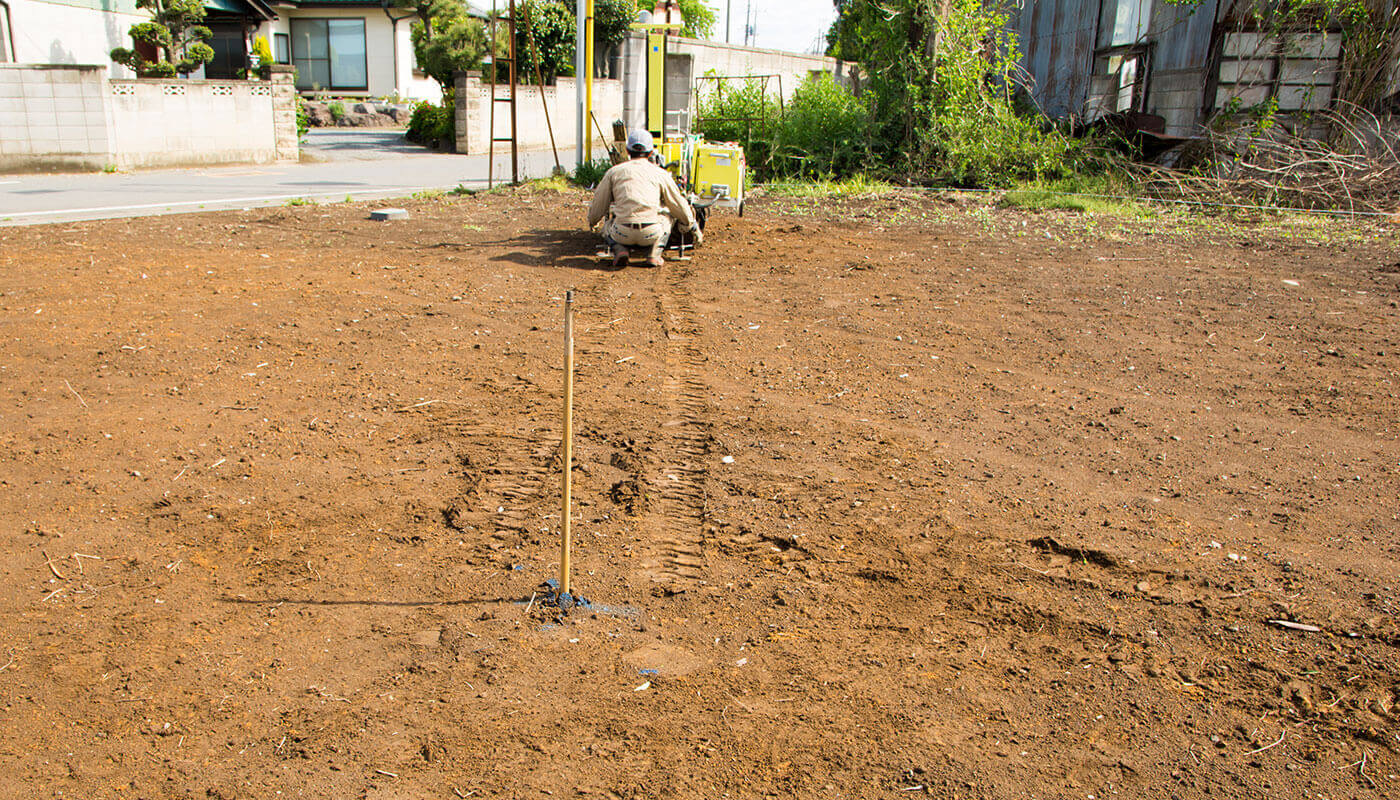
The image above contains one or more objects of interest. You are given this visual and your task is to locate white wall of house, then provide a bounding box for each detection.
[6,0,143,76]
[396,19,439,103]
[255,8,437,101]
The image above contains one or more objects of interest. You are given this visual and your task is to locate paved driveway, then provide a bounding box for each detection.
[300,128,441,161]
[0,130,575,226]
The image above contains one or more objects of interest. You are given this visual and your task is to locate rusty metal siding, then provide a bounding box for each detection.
[1013,0,1224,134]
[1011,0,1099,119]
[1142,0,1220,134]
[1145,0,1218,73]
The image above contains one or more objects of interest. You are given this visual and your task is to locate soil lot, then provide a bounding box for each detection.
[1,188,1398,800]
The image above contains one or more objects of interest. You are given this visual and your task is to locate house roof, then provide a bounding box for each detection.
[278,0,397,5]
[205,0,276,19]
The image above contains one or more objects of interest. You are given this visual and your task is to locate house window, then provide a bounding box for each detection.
[291,18,367,91]
[275,33,290,65]
[1100,0,1153,47]
[1214,31,1341,113]
[1089,49,1150,115]
[1088,0,1154,117]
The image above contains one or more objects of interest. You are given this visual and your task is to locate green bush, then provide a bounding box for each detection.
[825,0,1093,188]
[406,98,454,145]
[695,73,871,182]
[773,73,870,179]
[251,36,273,69]
[328,100,346,121]
[412,1,491,92]
[694,77,780,178]
[296,101,310,139]
[570,158,611,188]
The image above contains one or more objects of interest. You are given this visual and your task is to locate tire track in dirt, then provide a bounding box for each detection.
[639,262,714,587]
[432,276,616,542]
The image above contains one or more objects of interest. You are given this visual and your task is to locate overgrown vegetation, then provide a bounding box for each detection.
[406,96,455,145]
[570,158,612,188]
[764,175,895,197]
[694,1,1090,188]
[110,0,215,78]
[820,0,1086,187]
[407,0,491,92]
[1158,0,1400,212]
[1001,175,1149,216]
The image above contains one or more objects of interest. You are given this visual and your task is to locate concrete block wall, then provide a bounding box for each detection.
[618,34,857,134]
[107,79,280,169]
[454,73,622,157]
[1,64,299,173]
[668,37,852,103]
[0,63,111,172]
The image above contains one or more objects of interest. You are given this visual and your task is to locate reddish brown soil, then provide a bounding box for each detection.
[1,188,1398,800]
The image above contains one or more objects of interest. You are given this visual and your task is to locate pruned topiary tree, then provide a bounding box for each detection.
[110,0,215,78]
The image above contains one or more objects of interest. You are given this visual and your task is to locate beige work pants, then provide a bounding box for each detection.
[603,217,671,258]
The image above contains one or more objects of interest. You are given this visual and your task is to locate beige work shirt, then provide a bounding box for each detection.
[587,158,697,231]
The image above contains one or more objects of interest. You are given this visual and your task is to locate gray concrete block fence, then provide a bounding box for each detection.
[0,63,299,173]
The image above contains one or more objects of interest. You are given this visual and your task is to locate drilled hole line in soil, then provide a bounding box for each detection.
[638,262,717,586]
[433,273,623,544]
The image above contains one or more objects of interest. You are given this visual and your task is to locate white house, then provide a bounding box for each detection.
[256,0,441,101]
[0,0,442,101]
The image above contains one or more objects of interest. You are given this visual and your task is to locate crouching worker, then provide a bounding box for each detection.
[586,129,702,268]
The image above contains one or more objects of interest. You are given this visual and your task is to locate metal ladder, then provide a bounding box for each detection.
[487,0,518,187]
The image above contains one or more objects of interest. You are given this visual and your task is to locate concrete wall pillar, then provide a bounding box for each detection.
[261,64,299,162]
[454,70,473,154]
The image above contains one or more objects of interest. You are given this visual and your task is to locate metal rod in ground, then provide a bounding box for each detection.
[560,289,575,595]
[521,4,561,173]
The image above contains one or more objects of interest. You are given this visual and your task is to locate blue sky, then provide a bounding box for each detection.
[712,0,838,55]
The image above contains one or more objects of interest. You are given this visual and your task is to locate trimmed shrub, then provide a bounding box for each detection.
[406,98,455,145]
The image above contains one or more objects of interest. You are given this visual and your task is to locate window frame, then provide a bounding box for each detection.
[0,0,14,63]
[1097,0,1154,49]
[275,33,291,65]
[1091,42,1154,115]
[1210,29,1341,115]
[290,17,369,92]
[1088,0,1156,118]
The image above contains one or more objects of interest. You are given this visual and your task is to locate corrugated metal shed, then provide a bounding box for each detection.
[1011,0,1224,136]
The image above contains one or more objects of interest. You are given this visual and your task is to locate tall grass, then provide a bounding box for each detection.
[570,158,612,188]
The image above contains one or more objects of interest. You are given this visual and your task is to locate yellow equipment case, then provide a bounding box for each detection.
[690,142,746,212]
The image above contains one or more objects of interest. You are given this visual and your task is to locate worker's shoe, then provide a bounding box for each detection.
[610,247,629,268]
[645,255,664,268]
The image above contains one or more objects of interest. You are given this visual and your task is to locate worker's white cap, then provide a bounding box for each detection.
[626,129,655,154]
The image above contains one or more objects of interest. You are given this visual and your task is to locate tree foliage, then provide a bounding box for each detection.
[824,0,1080,186]
[517,0,578,81]
[408,0,491,92]
[515,0,639,82]
[636,0,717,39]
[109,0,214,78]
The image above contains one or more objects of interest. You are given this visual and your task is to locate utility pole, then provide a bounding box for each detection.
[575,0,586,166]
[726,0,731,43]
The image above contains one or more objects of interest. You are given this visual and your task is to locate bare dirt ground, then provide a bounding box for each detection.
[1,187,1398,800]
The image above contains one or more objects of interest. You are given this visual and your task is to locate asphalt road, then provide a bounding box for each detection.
[0,130,584,227]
